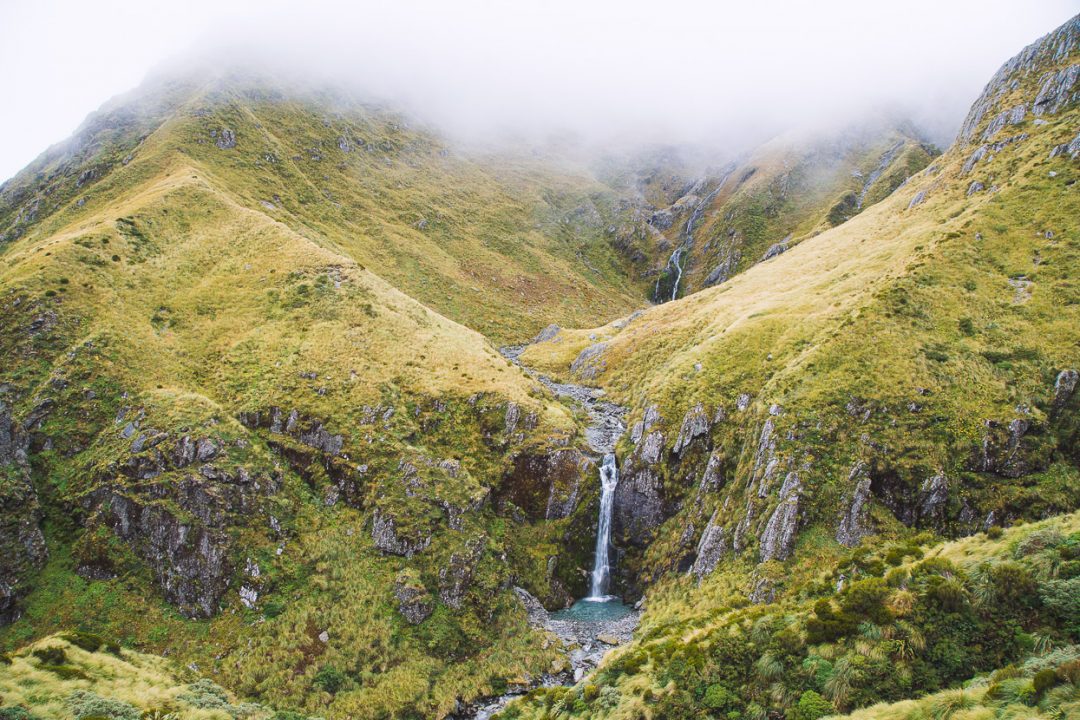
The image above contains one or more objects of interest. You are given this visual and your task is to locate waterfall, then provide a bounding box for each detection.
[588,453,619,599]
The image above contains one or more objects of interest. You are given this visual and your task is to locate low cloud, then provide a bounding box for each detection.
[2,0,1078,178]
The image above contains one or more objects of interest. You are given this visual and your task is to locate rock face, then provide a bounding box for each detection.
[614,430,668,548]
[372,509,431,558]
[958,15,1078,144]
[569,342,608,381]
[394,573,433,624]
[0,400,48,625]
[497,448,592,521]
[836,463,873,547]
[759,472,801,562]
[81,431,283,618]
[672,403,710,456]
[689,511,727,580]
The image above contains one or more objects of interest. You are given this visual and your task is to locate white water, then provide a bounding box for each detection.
[588,453,619,599]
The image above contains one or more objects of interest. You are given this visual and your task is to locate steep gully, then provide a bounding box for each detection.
[453,345,638,719]
[653,173,731,303]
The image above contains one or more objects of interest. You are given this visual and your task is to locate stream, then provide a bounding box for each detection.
[450,345,639,719]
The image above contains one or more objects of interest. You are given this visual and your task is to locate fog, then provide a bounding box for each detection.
[1,0,1078,180]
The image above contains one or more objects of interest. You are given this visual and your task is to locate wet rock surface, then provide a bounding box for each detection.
[452,588,640,720]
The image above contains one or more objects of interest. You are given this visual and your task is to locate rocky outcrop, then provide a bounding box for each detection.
[569,343,608,381]
[438,537,486,609]
[836,463,873,547]
[672,403,710,456]
[613,428,669,548]
[1052,369,1079,415]
[213,128,237,149]
[759,472,801,562]
[497,448,592,521]
[0,400,48,625]
[81,431,283,618]
[394,572,433,624]
[372,509,431,557]
[958,16,1079,143]
[689,511,727,580]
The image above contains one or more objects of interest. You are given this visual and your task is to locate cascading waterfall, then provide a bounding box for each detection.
[588,453,619,599]
[654,172,732,304]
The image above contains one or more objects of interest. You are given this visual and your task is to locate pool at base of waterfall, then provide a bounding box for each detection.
[550,596,635,623]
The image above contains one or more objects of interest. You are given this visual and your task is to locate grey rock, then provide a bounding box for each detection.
[967,181,985,196]
[690,511,727,579]
[0,401,48,625]
[761,241,788,261]
[569,342,608,381]
[1052,368,1079,414]
[759,472,801,562]
[749,576,776,604]
[1032,63,1079,116]
[917,472,949,524]
[214,128,236,150]
[836,463,873,547]
[394,574,433,624]
[532,324,561,343]
[438,537,485,609]
[672,402,710,455]
[907,190,927,209]
[372,509,430,557]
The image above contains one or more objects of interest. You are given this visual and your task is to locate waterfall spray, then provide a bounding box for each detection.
[588,453,619,599]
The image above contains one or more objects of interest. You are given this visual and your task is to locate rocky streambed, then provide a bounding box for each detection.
[451,344,637,719]
[452,588,640,720]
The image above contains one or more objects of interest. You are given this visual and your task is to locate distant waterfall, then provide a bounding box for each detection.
[589,453,619,599]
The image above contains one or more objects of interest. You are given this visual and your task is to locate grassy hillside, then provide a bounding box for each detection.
[502,13,1080,719]
[0,73,628,718]
[598,120,936,302]
[0,72,645,345]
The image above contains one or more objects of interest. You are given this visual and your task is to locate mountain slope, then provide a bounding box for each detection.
[502,13,1080,718]
[0,76,627,718]
[599,120,936,302]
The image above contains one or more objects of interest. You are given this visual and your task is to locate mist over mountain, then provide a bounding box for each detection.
[1,5,1079,720]
[3,0,1079,179]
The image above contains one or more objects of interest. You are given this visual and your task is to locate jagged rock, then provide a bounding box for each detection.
[504,402,521,436]
[371,509,430,557]
[672,403,710,455]
[690,511,726,580]
[613,462,666,547]
[533,324,561,343]
[698,451,725,494]
[836,463,873,547]
[1052,369,1079,414]
[438,537,485,609]
[974,410,1047,478]
[630,405,660,444]
[214,128,236,150]
[761,241,788,261]
[907,190,927,209]
[648,209,675,230]
[749,576,776,604]
[498,448,590,521]
[337,136,350,152]
[395,573,433,624]
[569,342,608,381]
[638,431,664,465]
[1032,63,1080,116]
[0,400,48,625]
[967,181,985,196]
[1049,130,1080,159]
[759,472,801,562]
[962,145,988,174]
[916,472,949,524]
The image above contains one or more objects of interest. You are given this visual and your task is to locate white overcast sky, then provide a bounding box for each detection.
[1,0,1078,181]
